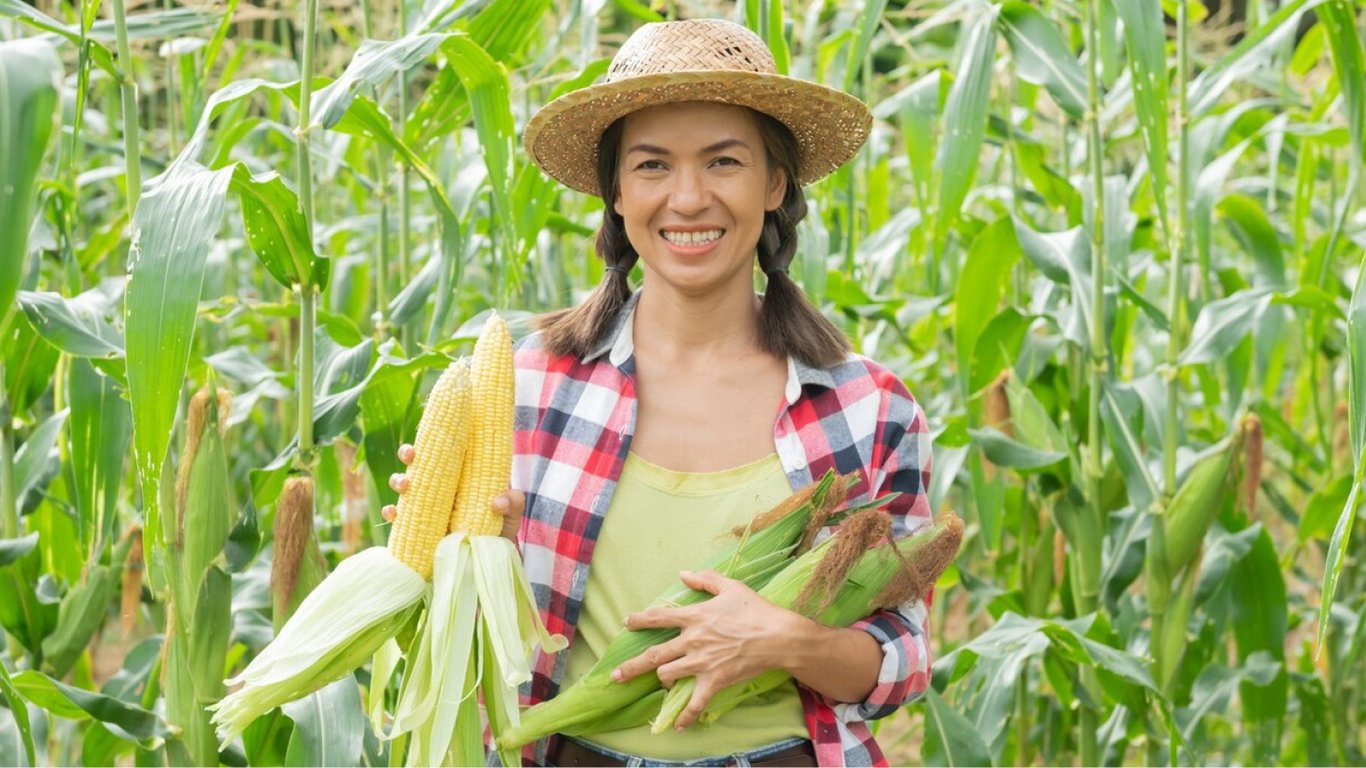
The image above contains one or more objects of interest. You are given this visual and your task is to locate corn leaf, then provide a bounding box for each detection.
[67,358,133,553]
[934,2,999,254]
[1319,253,1366,650]
[922,686,993,768]
[15,285,125,361]
[11,670,171,746]
[0,653,36,767]
[281,675,364,768]
[1318,0,1365,166]
[999,1,1086,119]
[1187,0,1328,118]
[1112,0,1169,233]
[0,39,61,317]
[13,409,67,517]
[955,217,1021,400]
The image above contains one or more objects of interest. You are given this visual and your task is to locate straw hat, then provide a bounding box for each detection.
[524,18,872,197]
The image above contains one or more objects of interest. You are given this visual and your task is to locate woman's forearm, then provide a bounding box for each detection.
[772,612,884,704]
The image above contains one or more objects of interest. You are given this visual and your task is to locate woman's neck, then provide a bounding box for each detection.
[632,279,763,361]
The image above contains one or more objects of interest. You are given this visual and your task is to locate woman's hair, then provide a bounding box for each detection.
[535,107,851,368]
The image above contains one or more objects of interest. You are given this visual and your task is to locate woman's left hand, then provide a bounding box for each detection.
[611,569,805,730]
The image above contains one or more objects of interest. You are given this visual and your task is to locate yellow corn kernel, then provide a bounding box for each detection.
[450,313,514,537]
[388,360,473,578]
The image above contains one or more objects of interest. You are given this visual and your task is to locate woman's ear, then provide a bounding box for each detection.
[765,167,788,212]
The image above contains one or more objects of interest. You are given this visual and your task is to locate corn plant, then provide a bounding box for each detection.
[1,0,1365,765]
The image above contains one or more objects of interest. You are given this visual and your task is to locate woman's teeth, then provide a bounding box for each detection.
[661,229,723,246]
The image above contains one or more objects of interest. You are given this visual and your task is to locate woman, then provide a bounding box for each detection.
[385,18,933,767]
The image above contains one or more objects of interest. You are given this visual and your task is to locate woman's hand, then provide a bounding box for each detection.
[611,570,807,730]
[380,443,524,542]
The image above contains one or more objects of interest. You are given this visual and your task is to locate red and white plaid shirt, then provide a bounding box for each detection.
[510,291,934,766]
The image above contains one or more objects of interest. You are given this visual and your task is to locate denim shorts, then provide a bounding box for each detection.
[560,736,812,767]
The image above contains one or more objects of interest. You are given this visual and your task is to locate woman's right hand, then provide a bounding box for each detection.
[381,443,524,542]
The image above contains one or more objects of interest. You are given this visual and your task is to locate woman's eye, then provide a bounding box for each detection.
[711,156,740,167]
[636,159,666,171]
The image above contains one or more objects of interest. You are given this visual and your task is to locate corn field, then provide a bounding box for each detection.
[1,0,1364,764]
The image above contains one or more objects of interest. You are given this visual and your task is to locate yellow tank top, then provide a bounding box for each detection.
[561,450,808,760]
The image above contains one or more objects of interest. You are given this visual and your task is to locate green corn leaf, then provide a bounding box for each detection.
[922,686,993,768]
[1229,526,1287,748]
[281,675,364,768]
[0,39,61,317]
[1187,0,1328,118]
[1112,0,1169,233]
[231,170,319,290]
[0,533,39,566]
[1218,194,1287,290]
[11,670,171,746]
[125,163,233,565]
[843,0,889,93]
[15,283,125,361]
[955,217,1021,400]
[1179,290,1274,366]
[0,661,35,767]
[999,1,1086,118]
[969,427,1067,471]
[14,409,67,517]
[40,564,119,677]
[1318,0,1365,166]
[934,3,999,254]
[1319,254,1366,651]
[67,358,133,554]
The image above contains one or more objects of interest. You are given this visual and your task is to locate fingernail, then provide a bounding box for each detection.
[493,497,509,511]
[611,669,622,682]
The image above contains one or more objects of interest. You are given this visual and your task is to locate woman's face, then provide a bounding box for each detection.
[613,101,787,297]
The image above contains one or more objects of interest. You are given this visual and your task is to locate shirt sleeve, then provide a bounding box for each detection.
[838,384,934,722]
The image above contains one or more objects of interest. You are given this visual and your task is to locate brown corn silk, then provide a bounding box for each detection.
[272,476,322,611]
[120,525,144,635]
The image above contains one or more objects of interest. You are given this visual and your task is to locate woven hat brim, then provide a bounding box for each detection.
[524,70,872,196]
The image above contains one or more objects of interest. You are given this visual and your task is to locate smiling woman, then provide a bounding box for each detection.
[487,17,933,768]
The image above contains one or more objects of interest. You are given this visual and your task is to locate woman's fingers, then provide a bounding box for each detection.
[492,489,525,542]
[613,638,686,683]
[381,504,396,522]
[674,679,720,731]
[397,443,414,465]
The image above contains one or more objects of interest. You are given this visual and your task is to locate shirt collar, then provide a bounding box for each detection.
[581,289,837,397]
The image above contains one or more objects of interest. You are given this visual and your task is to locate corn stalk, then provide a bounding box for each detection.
[1078,0,1108,762]
[109,0,141,219]
[296,0,318,467]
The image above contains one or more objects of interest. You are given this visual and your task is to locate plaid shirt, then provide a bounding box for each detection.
[510,291,933,767]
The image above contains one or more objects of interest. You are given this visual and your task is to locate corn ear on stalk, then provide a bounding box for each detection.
[1163,432,1242,577]
[654,512,964,732]
[495,471,860,752]
[210,360,475,747]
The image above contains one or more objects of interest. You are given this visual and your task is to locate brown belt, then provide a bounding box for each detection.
[546,737,818,767]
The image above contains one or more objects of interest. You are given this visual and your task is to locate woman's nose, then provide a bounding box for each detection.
[668,167,711,214]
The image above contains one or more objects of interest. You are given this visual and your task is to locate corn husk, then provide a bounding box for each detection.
[494,471,858,751]
[209,547,426,747]
[653,512,964,732]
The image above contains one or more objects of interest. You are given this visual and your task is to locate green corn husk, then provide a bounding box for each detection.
[654,512,964,732]
[494,470,855,751]
[208,547,426,747]
[1163,434,1241,577]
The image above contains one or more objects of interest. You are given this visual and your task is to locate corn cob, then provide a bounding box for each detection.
[495,471,862,751]
[389,359,473,578]
[654,512,964,732]
[450,312,513,537]
[210,360,475,747]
